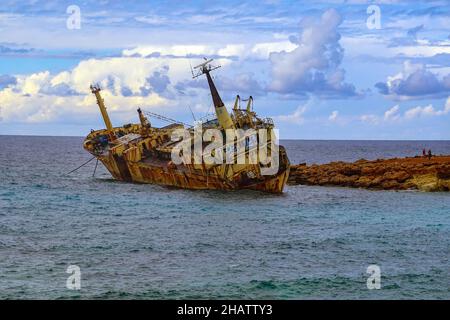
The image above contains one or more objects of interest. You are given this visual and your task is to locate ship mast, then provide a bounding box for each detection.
[90,84,116,141]
[193,58,234,129]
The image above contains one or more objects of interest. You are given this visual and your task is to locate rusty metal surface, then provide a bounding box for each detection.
[85,126,290,193]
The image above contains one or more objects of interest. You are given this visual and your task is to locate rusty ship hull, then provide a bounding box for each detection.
[84,124,291,193]
[97,148,290,193]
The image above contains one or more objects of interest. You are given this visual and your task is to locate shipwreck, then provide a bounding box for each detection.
[83,59,290,193]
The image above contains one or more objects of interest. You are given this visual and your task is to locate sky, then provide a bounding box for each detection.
[0,0,449,139]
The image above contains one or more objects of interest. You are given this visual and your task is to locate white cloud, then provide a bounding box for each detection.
[385,15,449,32]
[390,45,450,58]
[122,41,296,60]
[404,104,434,119]
[340,35,388,58]
[18,71,50,95]
[0,56,207,124]
[2,41,294,126]
[376,60,450,99]
[357,99,450,125]
[404,101,450,119]
[122,45,217,58]
[359,114,380,125]
[268,9,356,98]
[384,105,400,121]
[329,110,339,121]
[276,105,307,124]
[134,15,168,25]
[217,44,246,57]
[250,41,296,60]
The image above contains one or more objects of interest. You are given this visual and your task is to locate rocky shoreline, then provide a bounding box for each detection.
[288,155,450,191]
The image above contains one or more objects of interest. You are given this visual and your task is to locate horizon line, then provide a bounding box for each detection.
[1,133,449,142]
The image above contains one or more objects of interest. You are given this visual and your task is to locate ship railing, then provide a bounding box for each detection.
[262,117,274,126]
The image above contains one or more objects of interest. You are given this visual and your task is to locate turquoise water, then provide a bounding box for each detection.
[0,136,449,299]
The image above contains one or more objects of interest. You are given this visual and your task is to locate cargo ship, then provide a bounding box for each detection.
[83,59,290,193]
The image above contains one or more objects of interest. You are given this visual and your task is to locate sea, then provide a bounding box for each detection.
[0,136,449,299]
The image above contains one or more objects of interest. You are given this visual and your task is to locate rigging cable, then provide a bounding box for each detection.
[142,110,193,128]
[64,156,96,175]
[92,158,99,177]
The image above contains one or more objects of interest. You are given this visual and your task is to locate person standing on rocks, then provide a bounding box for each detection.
[428,149,432,160]
[423,149,426,157]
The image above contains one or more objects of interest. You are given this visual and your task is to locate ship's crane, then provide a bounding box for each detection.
[90,84,117,141]
[142,110,193,128]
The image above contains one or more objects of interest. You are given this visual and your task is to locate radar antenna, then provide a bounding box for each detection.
[190,57,234,129]
[192,58,221,78]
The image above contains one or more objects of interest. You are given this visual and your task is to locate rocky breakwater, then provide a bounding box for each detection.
[288,155,450,191]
